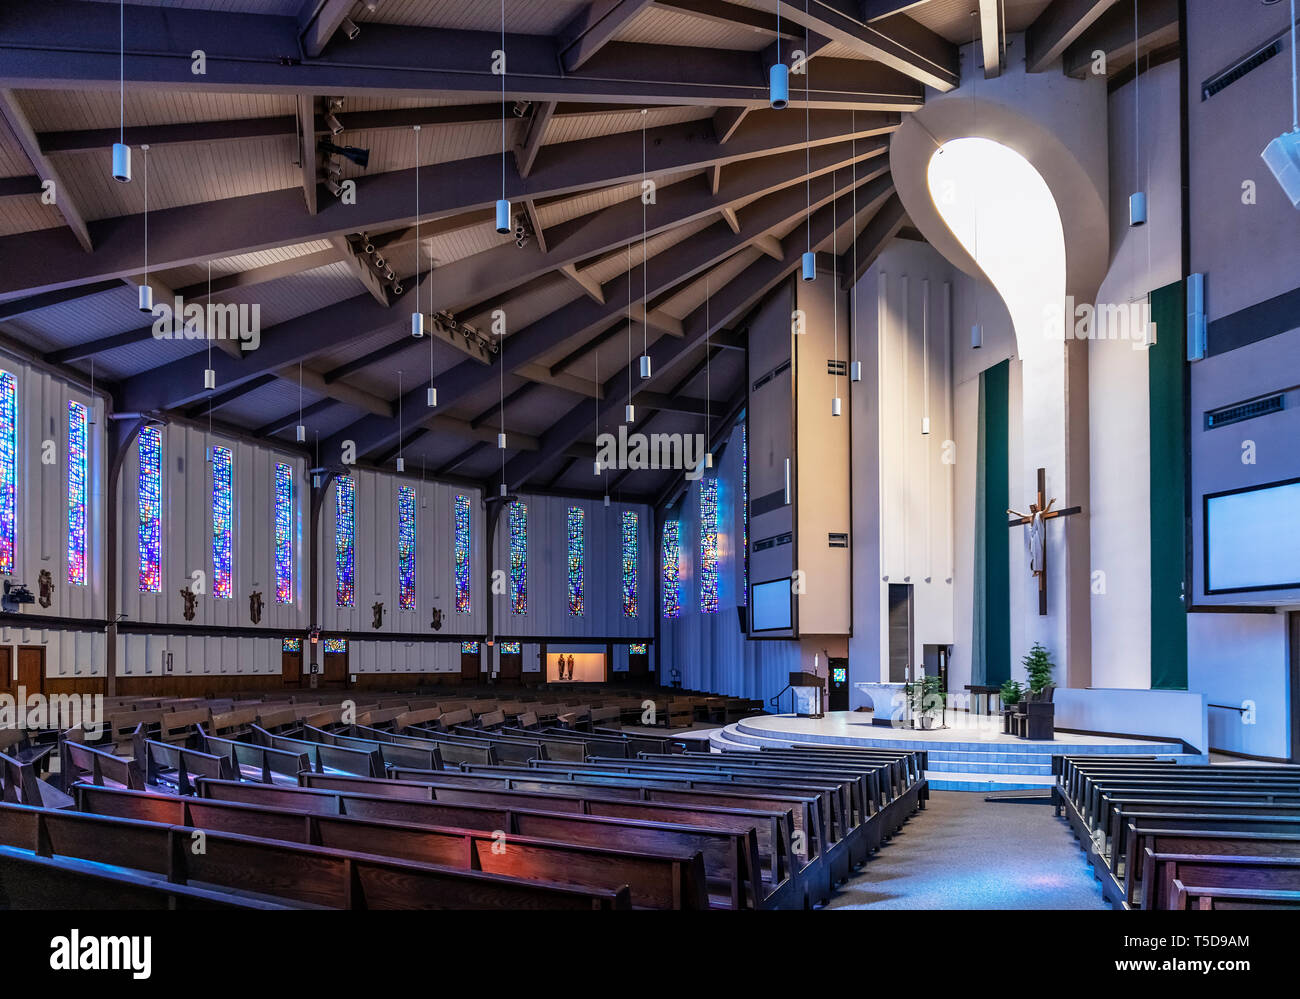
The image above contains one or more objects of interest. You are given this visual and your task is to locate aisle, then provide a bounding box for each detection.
[826,791,1109,910]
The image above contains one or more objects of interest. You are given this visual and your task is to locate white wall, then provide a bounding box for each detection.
[1187,612,1292,760]
[490,493,653,641]
[318,467,485,637]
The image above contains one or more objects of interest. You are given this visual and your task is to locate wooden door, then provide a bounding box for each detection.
[461,646,480,684]
[282,645,302,687]
[16,646,44,698]
[498,650,522,683]
[629,650,649,679]
[0,646,11,695]
[323,650,348,688]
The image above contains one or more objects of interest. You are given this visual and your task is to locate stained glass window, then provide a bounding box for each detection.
[210,445,233,599]
[500,641,521,654]
[629,642,648,655]
[566,506,584,616]
[322,638,347,653]
[740,422,748,606]
[398,485,416,610]
[137,424,162,593]
[832,667,847,684]
[699,477,719,613]
[0,371,13,578]
[274,462,293,605]
[661,520,680,619]
[335,476,355,607]
[508,500,526,615]
[454,494,471,613]
[461,640,480,654]
[621,510,638,618]
[67,401,88,585]
[282,638,301,652]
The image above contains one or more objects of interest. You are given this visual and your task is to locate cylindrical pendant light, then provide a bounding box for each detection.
[851,361,862,382]
[113,2,130,181]
[426,386,437,408]
[971,324,983,349]
[625,403,635,424]
[411,126,425,336]
[769,63,789,109]
[802,250,815,282]
[639,355,652,379]
[831,397,842,417]
[497,432,507,449]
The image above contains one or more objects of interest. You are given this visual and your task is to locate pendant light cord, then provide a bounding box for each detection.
[851,110,857,366]
[119,0,125,145]
[500,0,507,202]
[414,125,420,320]
[142,145,148,277]
[804,4,811,252]
[1292,0,1298,131]
[641,110,649,357]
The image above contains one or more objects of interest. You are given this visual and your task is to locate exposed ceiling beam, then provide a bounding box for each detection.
[500,182,872,490]
[0,88,91,252]
[1026,0,1120,74]
[253,397,336,438]
[183,374,278,419]
[0,109,895,301]
[468,383,541,429]
[0,3,922,111]
[558,0,659,72]
[0,279,122,321]
[560,263,605,304]
[753,233,783,260]
[712,107,749,144]
[839,191,907,289]
[298,95,320,216]
[322,165,884,463]
[634,390,713,416]
[299,0,358,59]
[978,0,1003,79]
[771,0,958,91]
[436,441,487,477]
[516,363,606,400]
[720,205,740,233]
[322,335,416,384]
[330,235,392,306]
[515,101,556,179]
[655,0,799,40]
[1061,0,1179,79]
[861,1,932,20]
[0,175,41,197]
[171,248,340,300]
[276,364,392,418]
[121,271,243,359]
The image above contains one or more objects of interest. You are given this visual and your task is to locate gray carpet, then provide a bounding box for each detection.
[826,791,1108,909]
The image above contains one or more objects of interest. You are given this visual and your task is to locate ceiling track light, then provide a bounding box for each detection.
[340,16,360,40]
[326,113,345,136]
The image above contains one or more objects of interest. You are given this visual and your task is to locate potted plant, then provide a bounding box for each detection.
[1022,642,1056,699]
[999,680,1024,734]
[921,674,945,729]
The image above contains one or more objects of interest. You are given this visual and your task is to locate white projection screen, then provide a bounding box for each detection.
[750,578,793,632]
[1205,479,1300,593]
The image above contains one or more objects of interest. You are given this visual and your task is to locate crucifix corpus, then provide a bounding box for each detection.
[1007,467,1083,616]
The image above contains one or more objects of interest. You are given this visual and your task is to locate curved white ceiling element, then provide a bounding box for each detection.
[926,136,1066,362]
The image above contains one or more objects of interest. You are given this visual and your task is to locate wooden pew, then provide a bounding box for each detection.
[1170,880,1300,910]
[1142,851,1300,910]
[0,802,629,910]
[196,727,310,785]
[59,738,145,793]
[158,708,211,744]
[73,785,709,910]
[0,749,73,808]
[133,733,236,795]
[250,725,383,777]
[301,724,443,771]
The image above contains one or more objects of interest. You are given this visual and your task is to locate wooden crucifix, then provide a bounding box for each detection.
[1007,467,1083,616]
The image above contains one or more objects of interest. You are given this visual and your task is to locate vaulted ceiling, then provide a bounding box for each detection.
[0,0,1174,505]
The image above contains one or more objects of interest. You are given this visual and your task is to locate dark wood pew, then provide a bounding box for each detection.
[1170,881,1300,910]
[132,732,236,795]
[1107,801,1300,867]
[283,771,811,908]
[74,784,712,911]
[59,738,145,793]
[1142,851,1300,910]
[0,845,298,909]
[299,724,443,771]
[0,801,629,910]
[196,727,309,785]
[0,749,73,808]
[375,724,501,765]
[249,725,383,777]
[1124,827,1300,907]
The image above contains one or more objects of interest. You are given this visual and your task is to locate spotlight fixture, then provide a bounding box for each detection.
[341,16,360,40]
[1261,0,1300,207]
[328,97,345,112]
[326,113,345,136]
[801,251,816,281]
[318,140,369,168]
[392,282,403,295]
[324,178,343,198]
[512,101,531,118]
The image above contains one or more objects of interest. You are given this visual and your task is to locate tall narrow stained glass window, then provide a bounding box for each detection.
[274,462,293,605]
[398,485,417,610]
[0,372,14,577]
[210,445,233,599]
[454,494,471,613]
[508,500,526,614]
[740,423,748,605]
[67,401,88,585]
[661,520,680,619]
[621,510,638,618]
[566,506,584,616]
[137,424,162,593]
[699,477,719,613]
[335,476,355,607]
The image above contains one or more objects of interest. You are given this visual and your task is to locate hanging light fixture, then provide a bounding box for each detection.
[592,351,602,477]
[295,361,307,442]
[800,20,815,283]
[704,274,714,469]
[112,0,130,182]
[495,0,511,234]
[921,279,930,434]
[411,126,425,338]
[624,243,635,424]
[639,110,652,381]
[850,112,862,382]
[969,31,984,352]
[138,144,152,311]
[769,0,788,109]
[1128,0,1146,226]
[426,232,437,407]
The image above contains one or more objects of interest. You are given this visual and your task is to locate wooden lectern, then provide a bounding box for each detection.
[788,671,825,719]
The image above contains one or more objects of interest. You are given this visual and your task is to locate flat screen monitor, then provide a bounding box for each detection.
[750,578,792,632]
[1205,477,1300,593]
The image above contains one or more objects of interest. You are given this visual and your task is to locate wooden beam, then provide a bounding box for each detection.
[297,94,319,216]
[712,107,750,144]
[560,263,606,305]
[171,247,340,299]
[0,88,91,252]
[753,233,783,260]
[516,363,605,400]
[979,0,1003,79]
[654,0,798,39]
[720,205,740,233]
[275,365,393,418]
[299,0,357,58]
[711,163,723,196]
[1026,0,1121,74]
[330,235,391,307]
[558,0,658,72]
[515,101,556,179]
[1061,0,1179,79]
[862,1,932,21]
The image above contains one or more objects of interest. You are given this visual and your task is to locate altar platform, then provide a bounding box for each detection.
[708,711,1186,792]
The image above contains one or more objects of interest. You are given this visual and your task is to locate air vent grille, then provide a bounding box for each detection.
[828,532,849,548]
[1204,393,1284,429]
[827,359,847,376]
[1202,38,1283,101]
